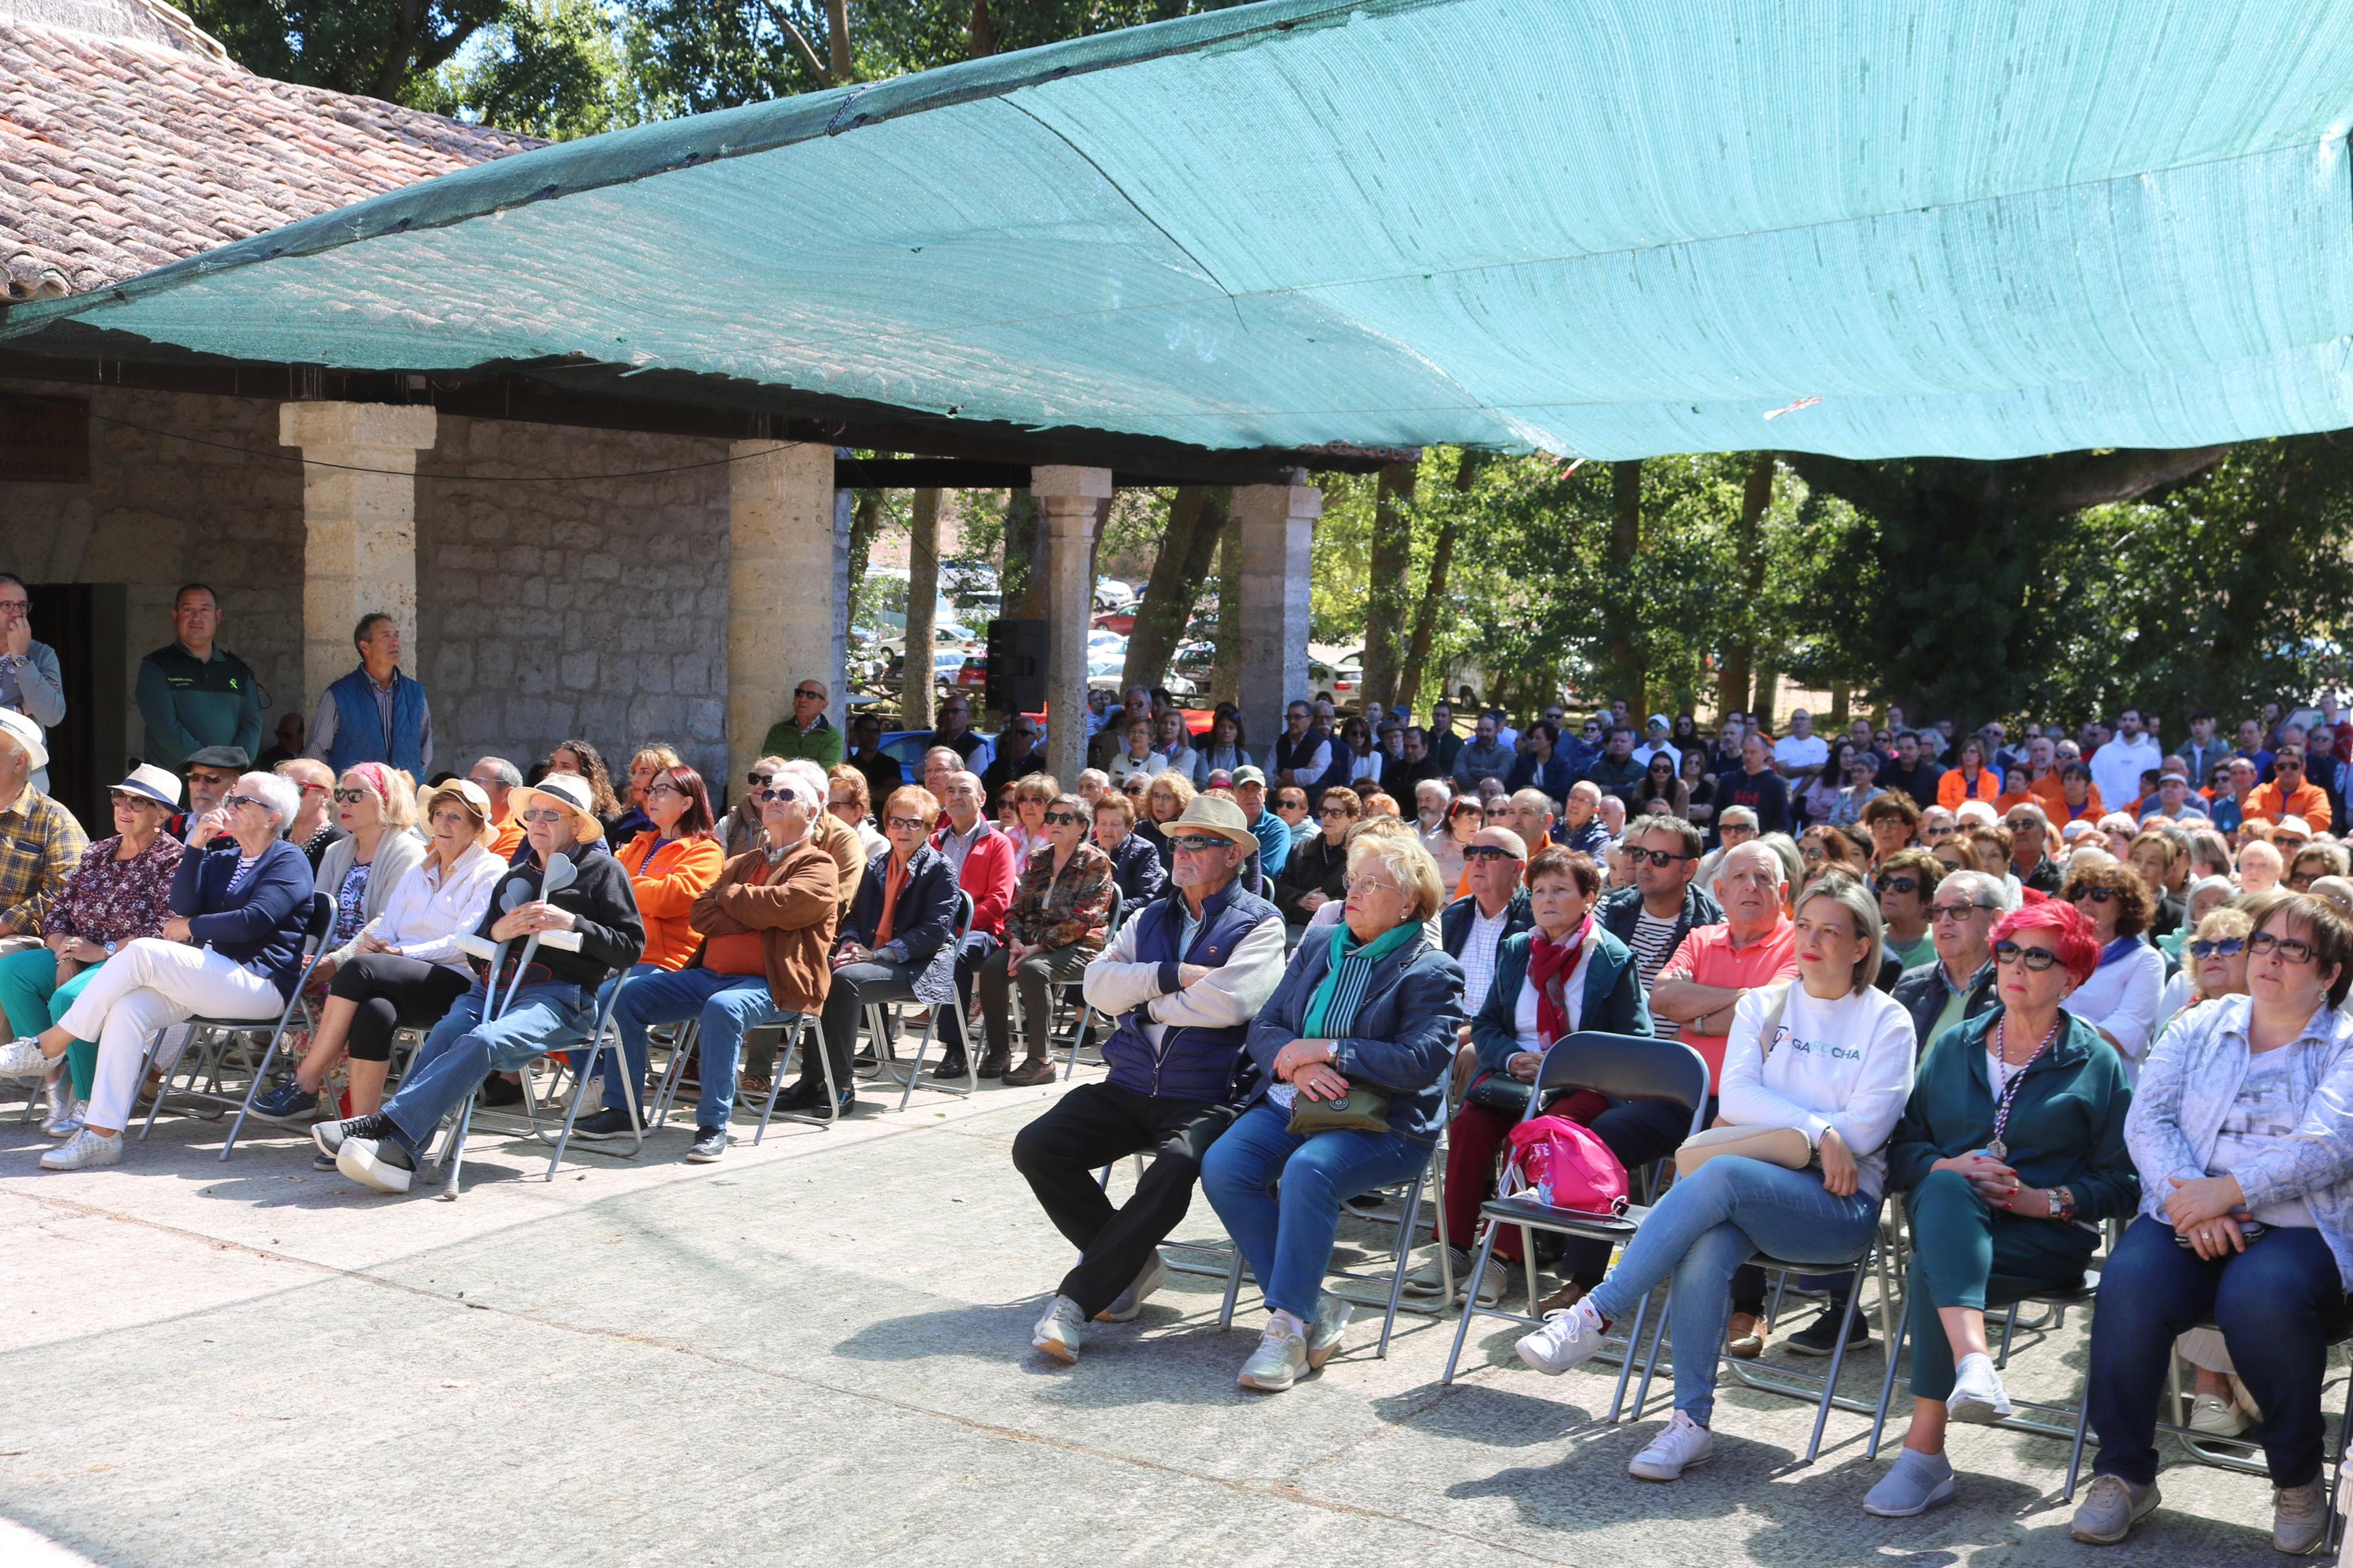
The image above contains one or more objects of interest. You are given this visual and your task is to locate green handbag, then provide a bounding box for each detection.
[1286,1083,1392,1135]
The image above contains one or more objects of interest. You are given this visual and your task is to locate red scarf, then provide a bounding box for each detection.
[1526,912,1594,1044]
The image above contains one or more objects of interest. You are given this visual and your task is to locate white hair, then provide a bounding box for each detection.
[237,770,301,836]
[1938,868,2013,915]
[778,758,831,806]
[1954,801,1998,829]
[1721,837,1787,887]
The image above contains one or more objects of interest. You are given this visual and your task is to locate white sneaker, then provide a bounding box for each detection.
[1033,1296,1086,1364]
[0,1037,52,1079]
[1304,1295,1353,1370]
[1628,1411,1713,1481]
[41,1075,81,1138]
[38,1126,122,1171]
[2188,1391,2249,1437]
[1946,1351,2014,1424]
[1237,1315,1309,1392]
[335,1136,413,1194]
[1096,1255,1168,1322]
[1516,1296,1608,1376]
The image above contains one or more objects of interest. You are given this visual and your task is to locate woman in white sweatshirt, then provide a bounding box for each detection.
[1512,871,1916,1484]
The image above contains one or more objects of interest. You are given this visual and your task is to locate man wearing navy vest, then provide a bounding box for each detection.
[307,613,431,777]
[1017,794,1286,1364]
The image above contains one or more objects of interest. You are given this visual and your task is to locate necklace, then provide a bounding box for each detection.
[1986,1012,2062,1161]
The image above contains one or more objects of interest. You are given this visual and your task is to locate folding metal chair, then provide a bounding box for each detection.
[430,966,643,1196]
[136,893,335,1157]
[735,1013,845,1139]
[863,891,980,1111]
[1056,886,1122,1079]
[1439,1032,1710,1420]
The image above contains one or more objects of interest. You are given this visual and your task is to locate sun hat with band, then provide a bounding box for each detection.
[507,772,605,845]
[1163,794,1258,849]
[0,708,47,773]
[111,763,182,809]
[418,777,500,849]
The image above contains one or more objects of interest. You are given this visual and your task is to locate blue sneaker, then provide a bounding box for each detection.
[251,1079,319,1119]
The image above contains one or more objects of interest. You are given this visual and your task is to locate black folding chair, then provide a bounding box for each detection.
[1440,1031,1709,1422]
[1056,885,1123,1079]
[139,893,336,1157]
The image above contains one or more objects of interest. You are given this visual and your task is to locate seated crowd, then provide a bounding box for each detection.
[3,662,2353,1553]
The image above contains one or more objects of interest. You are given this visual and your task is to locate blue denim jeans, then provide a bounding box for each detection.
[382,980,593,1149]
[2089,1215,2353,1488]
[1586,1156,1880,1424]
[1199,1100,1435,1320]
[599,964,790,1130]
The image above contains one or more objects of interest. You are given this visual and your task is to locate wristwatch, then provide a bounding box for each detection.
[102,940,118,956]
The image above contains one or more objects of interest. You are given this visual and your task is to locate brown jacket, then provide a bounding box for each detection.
[690,840,841,1015]
[810,809,865,920]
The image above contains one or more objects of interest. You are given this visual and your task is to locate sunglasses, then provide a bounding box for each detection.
[519,808,571,824]
[1319,807,1358,820]
[1993,940,2063,971]
[221,793,262,811]
[1461,845,1518,863]
[1042,810,1087,826]
[1921,824,1955,840]
[747,771,775,786]
[755,785,801,803]
[1930,902,1992,921]
[1166,833,1231,853]
[1875,876,1921,896]
[2190,938,2246,959]
[2070,887,2117,904]
[2248,931,2319,964]
[1625,847,1692,867]
[2276,759,2304,771]
[794,688,824,701]
[108,790,160,808]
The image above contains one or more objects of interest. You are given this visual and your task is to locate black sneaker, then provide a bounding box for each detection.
[686,1127,727,1163]
[570,1107,642,1143]
[1788,1304,1871,1357]
[313,1113,391,1158]
[480,1074,524,1107]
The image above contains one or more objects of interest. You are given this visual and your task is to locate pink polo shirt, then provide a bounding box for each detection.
[1658,915,1798,1088]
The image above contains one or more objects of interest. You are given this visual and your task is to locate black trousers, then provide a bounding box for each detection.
[327,952,473,1062]
[1011,1080,1235,1319]
[811,957,921,1086]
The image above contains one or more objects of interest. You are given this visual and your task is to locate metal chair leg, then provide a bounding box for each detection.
[1218,1246,1246,1329]
[1627,1295,1671,1423]
[1441,1215,1511,1387]
[1375,1174,1426,1358]
[1804,1282,1869,1463]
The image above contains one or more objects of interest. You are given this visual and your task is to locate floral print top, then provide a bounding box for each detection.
[41,833,187,945]
[1004,840,1115,953]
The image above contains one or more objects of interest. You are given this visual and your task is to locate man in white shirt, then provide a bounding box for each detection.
[1439,827,1532,1085]
[2089,707,2162,810]
[1630,713,1681,773]
[1771,707,1830,792]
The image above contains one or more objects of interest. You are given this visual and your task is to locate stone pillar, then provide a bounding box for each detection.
[729,441,846,790]
[1030,465,1113,784]
[1232,481,1322,751]
[279,402,437,712]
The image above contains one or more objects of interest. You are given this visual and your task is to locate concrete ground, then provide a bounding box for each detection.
[0,1061,2317,1567]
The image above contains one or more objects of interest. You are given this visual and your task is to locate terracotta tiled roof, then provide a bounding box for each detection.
[0,4,541,300]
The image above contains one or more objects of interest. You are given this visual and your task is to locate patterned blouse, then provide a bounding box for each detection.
[41,833,187,945]
[1004,840,1115,953]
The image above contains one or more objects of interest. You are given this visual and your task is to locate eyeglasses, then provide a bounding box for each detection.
[646,781,687,798]
[1319,807,1358,820]
[2248,931,2319,964]
[747,771,775,786]
[1799,844,1829,863]
[1042,810,1087,826]
[885,815,928,831]
[2190,938,2246,959]
[754,786,801,803]
[1875,876,1921,896]
[1993,940,2062,971]
[2069,887,2117,905]
[1930,901,1993,921]
[1461,845,1519,863]
[519,808,570,824]
[1166,833,1231,853]
[1624,846,1692,868]
[222,793,261,811]
[1344,874,1404,896]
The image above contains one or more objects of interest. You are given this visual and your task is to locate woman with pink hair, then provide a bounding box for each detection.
[1860,897,2139,1518]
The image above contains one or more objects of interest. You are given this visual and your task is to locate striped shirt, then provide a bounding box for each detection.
[1628,911,1681,990]
[1458,903,1514,1014]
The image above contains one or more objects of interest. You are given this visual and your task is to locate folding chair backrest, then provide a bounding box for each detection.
[301,891,335,952]
[953,889,974,942]
[1103,884,1123,937]
[1531,1030,1711,1137]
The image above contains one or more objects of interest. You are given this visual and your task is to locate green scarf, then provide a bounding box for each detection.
[1302,919,1420,1039]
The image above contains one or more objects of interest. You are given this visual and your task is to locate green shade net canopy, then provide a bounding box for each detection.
[9,0,2353,459]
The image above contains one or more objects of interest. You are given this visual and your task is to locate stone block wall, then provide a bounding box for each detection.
[415,414,734,787]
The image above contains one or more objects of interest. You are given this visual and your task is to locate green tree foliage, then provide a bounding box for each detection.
[189,0,510,103]
[414,0,646,138]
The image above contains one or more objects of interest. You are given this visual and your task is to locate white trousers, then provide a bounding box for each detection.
[59,938,283,1129]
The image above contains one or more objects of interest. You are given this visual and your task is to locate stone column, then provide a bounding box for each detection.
[1030,465,1113,784]
[729,441,846,790]
[279,402,437,712]
[1232,481,1322,751]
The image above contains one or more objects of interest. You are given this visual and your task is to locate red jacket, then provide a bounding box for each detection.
[932,818,1018,939]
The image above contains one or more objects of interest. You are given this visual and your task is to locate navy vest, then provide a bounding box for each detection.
[325,666,426,774]
[1102,880,1280,1101]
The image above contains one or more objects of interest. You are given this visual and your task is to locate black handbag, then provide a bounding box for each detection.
[1464,1068,1532,1117]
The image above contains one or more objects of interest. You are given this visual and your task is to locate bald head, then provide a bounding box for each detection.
[1564,779,1602,824]
[1465,825,1527,912]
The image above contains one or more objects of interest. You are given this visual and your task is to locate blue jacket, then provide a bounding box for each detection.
[1101,879,1282,1101]
[1243,930,1465,1142]
[324,665,427,774]
[1506,751,1576,802]
[1553,817,1610,857]
[172,838,316,998]
[839,842,960,968]
[1247,808,1293,882]
[1102,830,1167,906]
[1439,888,1532,958]
[1468,927,1652,1075]
[1596,881,1722,961]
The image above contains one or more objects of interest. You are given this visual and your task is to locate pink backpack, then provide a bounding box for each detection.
[1506,1114,1630,1218]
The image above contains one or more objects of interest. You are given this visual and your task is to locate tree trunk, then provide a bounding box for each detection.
[1609,460,1646,716]
[1752,663,1780,731]
[1003,489,1042,618]
[825,0,853,80]
[904,488,941,731]
[1209,513,1241,707]
[1828,683,1850,727]
[844,488,885,642]
[1397,506,1457,715]
[1124,486,1224,692]
[1360,461,1417,709]
[1715,452,1774,719]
